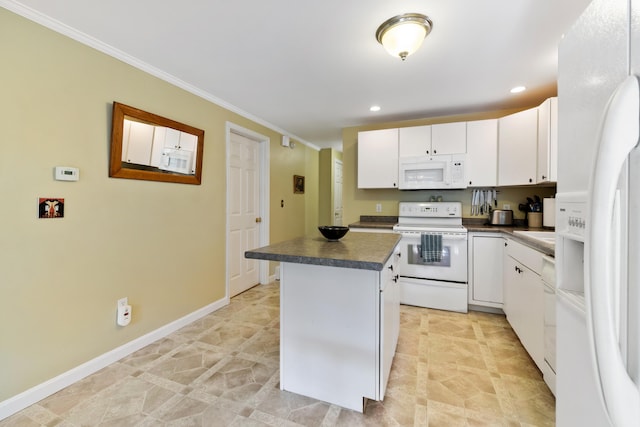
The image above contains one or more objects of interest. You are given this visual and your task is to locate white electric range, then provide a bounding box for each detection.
[393,202,468,313]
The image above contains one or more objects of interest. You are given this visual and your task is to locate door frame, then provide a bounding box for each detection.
[333,159,343,225]
[225,122,270,298]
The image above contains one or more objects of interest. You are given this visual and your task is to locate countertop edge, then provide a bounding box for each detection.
[349,220,555,257]
[467,226,555,257]
[245,251,385,271]
[245,234,401,271]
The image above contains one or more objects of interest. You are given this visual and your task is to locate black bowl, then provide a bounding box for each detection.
[318,226,349,241]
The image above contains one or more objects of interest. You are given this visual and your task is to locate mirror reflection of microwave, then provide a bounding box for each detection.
[398,154,466,190]
[158,148,194,175]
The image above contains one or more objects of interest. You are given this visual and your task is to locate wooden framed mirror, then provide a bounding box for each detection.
[109,102,205,185]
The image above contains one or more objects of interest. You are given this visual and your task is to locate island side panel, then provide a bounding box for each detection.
[280,262,380,413]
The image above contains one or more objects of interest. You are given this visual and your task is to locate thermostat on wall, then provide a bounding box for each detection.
[55,166,79,181]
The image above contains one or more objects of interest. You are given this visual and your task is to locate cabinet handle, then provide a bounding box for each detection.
[393,183,397,187]
[504,242,508,247]
[388,265,394,271]
[529,178,533,183]
[426,150,430,154]
[469,181,472,185]
[433,149,437,154]
[542,175,547,180]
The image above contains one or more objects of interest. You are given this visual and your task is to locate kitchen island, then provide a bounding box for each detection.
[245,232,401,412]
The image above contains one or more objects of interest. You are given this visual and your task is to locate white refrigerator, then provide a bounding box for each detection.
[557,0,640,425]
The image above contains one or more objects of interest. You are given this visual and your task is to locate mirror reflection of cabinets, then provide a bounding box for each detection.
[110,102,205,184]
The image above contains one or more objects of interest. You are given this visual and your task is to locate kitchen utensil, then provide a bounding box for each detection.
[527,212,543,228]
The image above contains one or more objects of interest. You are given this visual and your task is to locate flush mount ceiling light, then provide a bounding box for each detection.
[376,13,433,61]
[510,86,527,93]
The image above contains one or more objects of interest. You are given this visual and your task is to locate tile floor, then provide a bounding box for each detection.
[1,282,555,426]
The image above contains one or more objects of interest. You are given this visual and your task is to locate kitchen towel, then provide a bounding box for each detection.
[421,233,443,263]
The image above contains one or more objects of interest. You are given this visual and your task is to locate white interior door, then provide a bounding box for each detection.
[228,132,261,296]
[333,160,343,226]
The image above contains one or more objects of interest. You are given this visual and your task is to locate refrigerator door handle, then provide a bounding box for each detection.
[587,75,640,427]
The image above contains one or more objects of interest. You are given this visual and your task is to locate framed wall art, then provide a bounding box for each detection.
[293,175,305,194]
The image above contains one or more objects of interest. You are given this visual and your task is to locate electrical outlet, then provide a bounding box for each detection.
[376,203,382,213]
[118,297,128,308]
[503,204,511,210]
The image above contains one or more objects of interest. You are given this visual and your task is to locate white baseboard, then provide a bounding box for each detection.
[0,297,229,421]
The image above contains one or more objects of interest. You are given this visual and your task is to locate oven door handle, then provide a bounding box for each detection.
[396,233,467,240]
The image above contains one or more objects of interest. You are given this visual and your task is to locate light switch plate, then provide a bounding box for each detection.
[55,166,79,181]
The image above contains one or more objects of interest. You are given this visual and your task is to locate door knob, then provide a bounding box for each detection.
[255,217,262,223]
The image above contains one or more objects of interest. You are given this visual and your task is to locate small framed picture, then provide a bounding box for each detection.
[39,198,65,218]
[293,175,305,194]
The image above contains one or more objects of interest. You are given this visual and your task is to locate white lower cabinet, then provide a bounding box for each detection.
[468,233,504,308]
[279,246,400,412]
[503,238,545,371]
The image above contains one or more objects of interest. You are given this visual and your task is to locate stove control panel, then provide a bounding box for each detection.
[398,202,462,218]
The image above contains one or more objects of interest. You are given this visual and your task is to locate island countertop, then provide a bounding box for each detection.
[245,232,401,271]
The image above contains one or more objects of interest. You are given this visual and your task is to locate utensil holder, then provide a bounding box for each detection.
[528,212,543,228]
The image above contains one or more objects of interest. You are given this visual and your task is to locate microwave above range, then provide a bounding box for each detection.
[398,154,466,190]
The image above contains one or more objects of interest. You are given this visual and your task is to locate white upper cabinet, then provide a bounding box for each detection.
[431,122,467,155]
[399,125,431,157]
[358,129,399,189]
[399,122,466,157]
[466,119,498,187]
[537,97,558,183]
[498,108,538,186]
[122,119,154,165]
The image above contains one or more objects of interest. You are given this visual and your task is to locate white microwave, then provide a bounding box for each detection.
[398,154,466,190]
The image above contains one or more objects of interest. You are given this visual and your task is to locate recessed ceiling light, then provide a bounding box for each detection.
[510,86,526,94]
[370,105,381,112]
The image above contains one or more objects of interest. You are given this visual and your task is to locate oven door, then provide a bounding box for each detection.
[397,232,468,283]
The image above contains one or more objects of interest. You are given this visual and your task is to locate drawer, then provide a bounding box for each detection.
[506,238,543,274]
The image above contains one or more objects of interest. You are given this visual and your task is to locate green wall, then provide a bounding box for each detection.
[0,8,317,402]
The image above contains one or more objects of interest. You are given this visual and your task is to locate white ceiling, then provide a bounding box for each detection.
[4,0,592,150]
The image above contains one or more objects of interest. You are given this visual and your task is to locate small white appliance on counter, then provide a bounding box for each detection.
[543,197,556,227]
[393,202,468,312]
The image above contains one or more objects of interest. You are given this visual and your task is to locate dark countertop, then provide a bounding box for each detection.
[464,221,555,257]
[348,215,398,230]
[245,232,401,271]
[348,216,555,257]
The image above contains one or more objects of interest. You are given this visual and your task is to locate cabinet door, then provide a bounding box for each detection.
[470,235,504,305]
[466,119,498,187]
[431,122,467,155]
[498,108,538,185]
[379,248,400,399]
[358,129,399,188]
[123,120,154,165]
[537,97,558,183]
[399,125,431,157]
[504,254,545,371]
